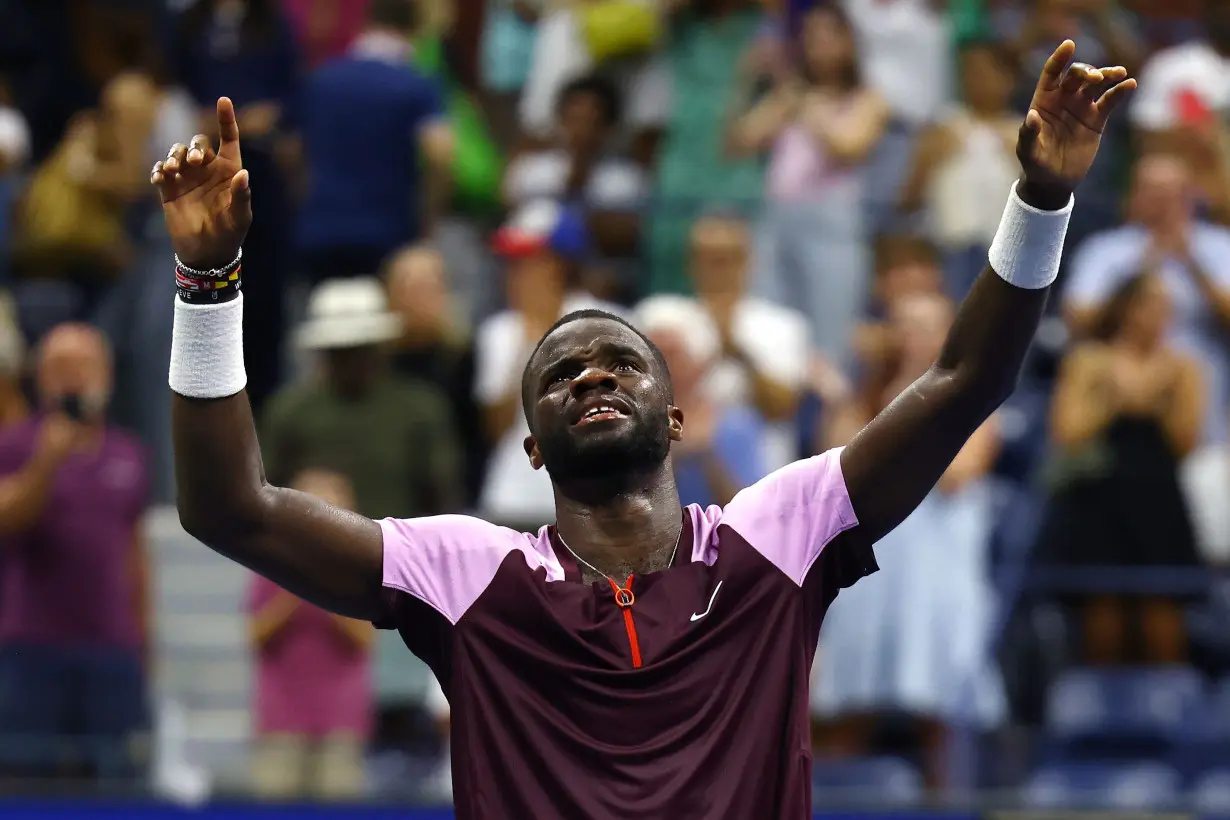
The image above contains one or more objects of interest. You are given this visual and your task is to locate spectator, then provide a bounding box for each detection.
[999,0,1141,85]
[647,0,765,295]
[1039,272,1203,666]
[383,243,487,506]
[476,200,622,524]
[249,468,373,801]
[1063,151,1230,444]
[478,0,540,147]
[814,292,1003,789]
[296,0,455,283]
[261,277,464,520]
[899,41,1021,298]
[729,2,884,368]
[0,323,149,780]
[503,74,646,301]
[175,0,303,414]
[636,295,768,507]
[680,214,807,469]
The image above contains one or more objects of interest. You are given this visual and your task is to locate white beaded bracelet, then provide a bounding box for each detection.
[988,180,1074,290]
[169,293,247,399]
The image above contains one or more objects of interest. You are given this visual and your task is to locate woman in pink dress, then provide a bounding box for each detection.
[248,468,374,800]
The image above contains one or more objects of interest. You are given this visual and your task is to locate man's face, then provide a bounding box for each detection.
[523,318,681,486]
[558,91,608,155]
[689,219,750,300]
[1130,154,1193,229]
[38,325,111,419]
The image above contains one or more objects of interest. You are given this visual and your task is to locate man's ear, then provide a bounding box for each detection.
[524,435,544,470]
[668,405,684,442]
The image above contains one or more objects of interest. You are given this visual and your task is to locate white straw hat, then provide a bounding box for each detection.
[295,277,403,350]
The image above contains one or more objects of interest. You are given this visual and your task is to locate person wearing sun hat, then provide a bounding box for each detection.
[261,277,465,524]
[475,199,625,525]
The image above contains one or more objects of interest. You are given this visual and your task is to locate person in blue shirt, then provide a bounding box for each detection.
[295,0,455,284]
[636,295,769,508]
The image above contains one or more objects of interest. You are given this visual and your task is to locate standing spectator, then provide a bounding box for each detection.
[1063,151,1230,444]
[383,243,487,506]
[503,74,646,301]
[899,41,1022,298]
[175,0,302,415]
[476,200,622,524]
[647,0,765,295]
[261,277,464,520]
[680,214,807,470]
[1040,272,1203,665]
[249,468,373,801]
[0,324,149,780]
[729,2,885,368]
[636,296,768,507]
[296,0,455,283]
[814,293,1003,789]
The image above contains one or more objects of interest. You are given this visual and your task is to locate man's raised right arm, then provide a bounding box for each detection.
[156,98,384,620]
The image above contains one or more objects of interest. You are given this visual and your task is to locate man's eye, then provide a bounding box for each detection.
[615,361,638,373]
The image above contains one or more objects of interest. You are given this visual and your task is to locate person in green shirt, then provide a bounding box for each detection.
[261,277,465,521]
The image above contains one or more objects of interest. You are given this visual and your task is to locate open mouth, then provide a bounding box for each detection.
[576,404,628,426]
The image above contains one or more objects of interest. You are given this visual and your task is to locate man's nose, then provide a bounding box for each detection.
[570,366,617,395]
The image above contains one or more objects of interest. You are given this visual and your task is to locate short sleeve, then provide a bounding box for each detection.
[376,514,530,630]
[720,448,866,588]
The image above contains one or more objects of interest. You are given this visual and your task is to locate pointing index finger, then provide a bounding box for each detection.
[217,97,240,148]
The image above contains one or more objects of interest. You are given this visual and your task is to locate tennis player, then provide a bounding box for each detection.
[155,42,1132,819]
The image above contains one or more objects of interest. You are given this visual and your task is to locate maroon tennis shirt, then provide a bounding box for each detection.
[375,448,877,819]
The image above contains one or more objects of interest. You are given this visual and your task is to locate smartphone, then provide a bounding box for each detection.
[59,394,86,422]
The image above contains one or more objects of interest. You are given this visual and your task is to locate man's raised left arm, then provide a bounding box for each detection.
[840,41,1135,543]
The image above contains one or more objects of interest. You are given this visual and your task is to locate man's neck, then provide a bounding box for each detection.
[554,463,682,577]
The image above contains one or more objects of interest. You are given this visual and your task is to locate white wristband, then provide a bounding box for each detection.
[169,294,247,399]
[988,180,1074,290]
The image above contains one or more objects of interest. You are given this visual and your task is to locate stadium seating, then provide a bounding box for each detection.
[811,757,923,806]
[1023,762,1181,810]
[1045,666,1204,753]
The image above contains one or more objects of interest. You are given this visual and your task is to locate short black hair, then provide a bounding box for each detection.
[555,74,622,128]
[520,309,673,413]
[369,0,418,31]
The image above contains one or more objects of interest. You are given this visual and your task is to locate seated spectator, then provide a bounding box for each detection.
[296,0,455,282]
[249,468,373,801]
[503,74,646,301]
[813,292,1003,790]
[899,41,1021,298]
[476,200,622,525]
[0,324,149,780]
[1063,151,1230,444]
[636,296,768,507]
[728,2,884,368]
[383,243,487,506]
[262,277,464,520]
[1039,272,1203,666]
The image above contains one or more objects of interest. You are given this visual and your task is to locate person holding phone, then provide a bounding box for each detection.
[0,322,150,781]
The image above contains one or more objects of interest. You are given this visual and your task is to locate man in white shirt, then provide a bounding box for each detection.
[1063,151,1230,444]
[639,214,808,469]
[475,200,624,524]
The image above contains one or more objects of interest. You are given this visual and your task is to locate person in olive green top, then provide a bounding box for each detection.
[261,277,465,521]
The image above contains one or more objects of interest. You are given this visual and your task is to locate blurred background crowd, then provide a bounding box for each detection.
[2,0,1230,812]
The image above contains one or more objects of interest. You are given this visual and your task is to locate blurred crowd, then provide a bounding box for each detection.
[2,0,1230,808]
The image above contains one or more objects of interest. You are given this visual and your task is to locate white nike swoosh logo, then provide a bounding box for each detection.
[690,581,723,622]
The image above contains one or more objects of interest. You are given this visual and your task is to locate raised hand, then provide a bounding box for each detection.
[150,97,252,271]
[1017,40,1137,209]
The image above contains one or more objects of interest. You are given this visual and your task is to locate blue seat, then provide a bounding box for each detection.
[1024,762,1180,809]
[811,757,923,805]
[1046,667,1204,749]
